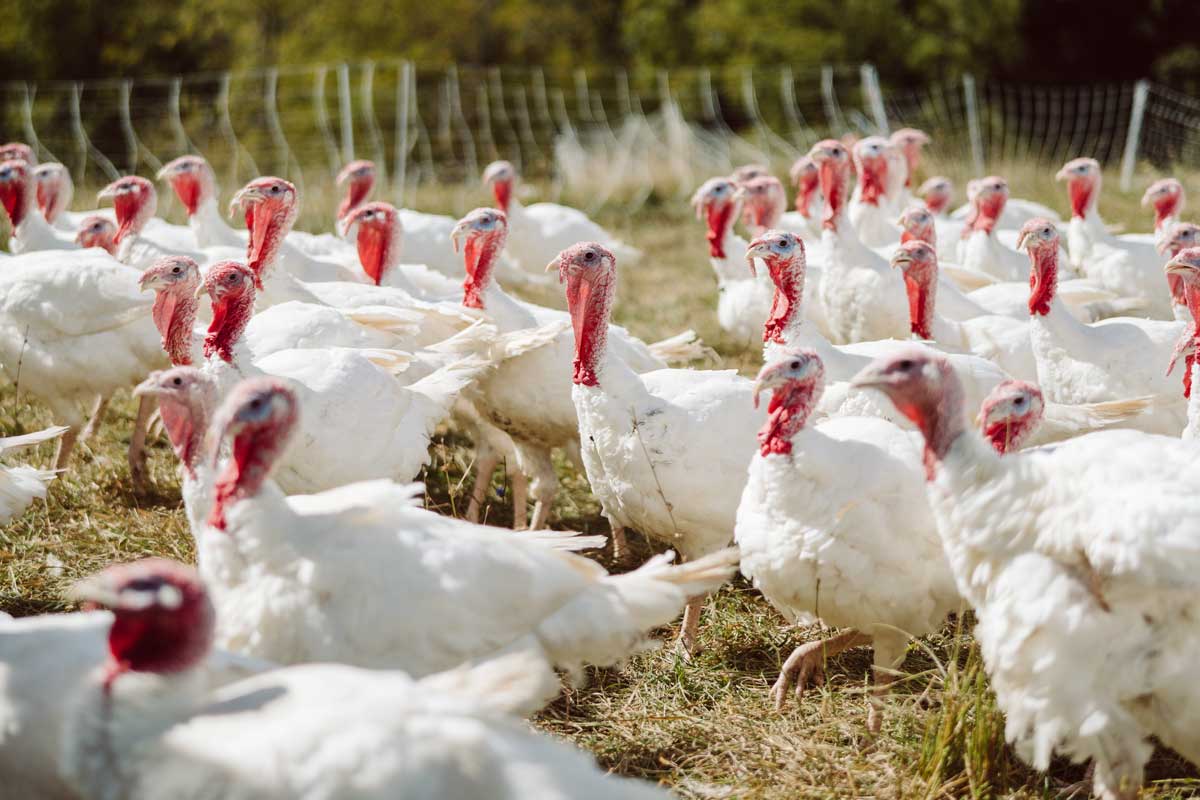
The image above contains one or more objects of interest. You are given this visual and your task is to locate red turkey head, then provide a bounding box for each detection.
[1056,157,1101,219]
[1159,224,1200,309]
[918,176,953,215]
[133,367,217,474]
[897,206,937,246]
[852,348,966,478]
[789,156,820,217]
[807,139,852,230]
[69,558,214,685]
[33,162,72,223]
[157,156,217,217]
[0,159,33,229]
[482,160,516,214]
[977,380,1044,454]
[1141,178,1185,232]
[98,175,157,246]
[550,242,618,387]
[199,260,256,363]
[966,176,1008,236]
[745,230,807,344]
[751,349,825,456]
[852,136,890,206]
[74,215,117,255]
[452,207,508,309]
[140,255,201,366]
[208,377,300,530]
[229,177,298,281]
[889,128,930,186]
[340,201,401,286]
[739,175,787,235]
[336,159,375,221]
[690,177,741,260]
[1016,218,1060,316]
[890,240,939,340]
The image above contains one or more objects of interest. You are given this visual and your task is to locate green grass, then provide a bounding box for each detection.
[3,162,1199,798]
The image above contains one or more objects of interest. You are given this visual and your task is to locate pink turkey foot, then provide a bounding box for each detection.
[79,395,110,443]
[771,629,871,712]
[674,596,705,660]
[127,395,153,489]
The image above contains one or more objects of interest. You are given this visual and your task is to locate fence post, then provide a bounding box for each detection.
[820,65,845,133]
[394,61,411,204]
[336,63,354,165]
[963,73,984,175]
[1120,79,1149,193]
[860,64,888,135]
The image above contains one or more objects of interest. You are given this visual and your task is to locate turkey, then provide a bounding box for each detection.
[190,376,738,674]
[955,176,1036,282]
[193,259,487,493]
[1018,218,1187,435]
[736,349,959,731]
[1056,157,1173,318]
[60,558,676,800]
[691,176,817,342]
[155,154,244,250]
[94,174,229,269]
[853,347,1200,800]
[0,248,167,478]
[74,215,117,255]
[1128,177,1186,247]
[787,155,823,237]
[1158,222,1200,319]
[889,128,931,194]
[918,176,954,217]
[444,207,709,530]
[0,141,35,165]
[0,158,79,251]
[848,136,902,247]
[1163,247,1200,438]
[32,162,78,229]
[557,241,763,652]
[948,178,1061,231]
[977,378,1156,453]
[482,159,641,273]
[0,425,66,523]
[0,599,269,800]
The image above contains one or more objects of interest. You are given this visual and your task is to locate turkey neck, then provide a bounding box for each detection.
[901,261,939,340]
[338,177,373,221]
[817,161,871,261]
[966,193,1004,238]
[762,254,807,346]
[568,267,617,388]
[796,172,819,217]
[462,232,505,310]
[856,155,887,206]
[1027,245,1060,318]
[245,201,297,283]
[356,220,399,286]
[757,379,822,456]
[704,199,738,261]
[153,289,199,367]
[207,411,296,532]
[204,288,255,366]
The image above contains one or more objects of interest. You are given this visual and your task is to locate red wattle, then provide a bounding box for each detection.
[1068,179,1093,219]
[705,203,734,259]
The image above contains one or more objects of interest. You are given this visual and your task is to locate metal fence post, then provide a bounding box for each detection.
[1120,79,1149,192]
[963,73,984,175]
[336,63,354,165]
[860,64,888,135]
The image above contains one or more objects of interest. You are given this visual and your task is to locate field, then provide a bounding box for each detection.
[3,159,1199,799]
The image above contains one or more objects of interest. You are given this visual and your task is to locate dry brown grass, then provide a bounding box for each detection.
[3,162,1199,799]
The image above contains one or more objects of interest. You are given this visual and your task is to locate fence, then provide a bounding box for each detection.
[2,63,1198,219]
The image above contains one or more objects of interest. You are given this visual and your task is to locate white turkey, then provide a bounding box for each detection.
[193,259,486,493]
[853,347,1200,800]
[735,348,959,731]
[442,207,707,530]
[189,376,738,674]
[0,248,166,477]
[60,558,676,800]
[848,136,902,247]
[1163,246,1200,437]
[787,155,823,238]
[1056,157,1173,318]
[74,214,117,255]
[691,176,801,343]
[556,241,762,652]
[0,425,66,523]
[0,159,79,251]
[0,599,269,800]
[1159,222,1200,319]
[482,159,641,273]
[955,176,1036,282]
[948,178,1062,231]
[1018,218,1187,435]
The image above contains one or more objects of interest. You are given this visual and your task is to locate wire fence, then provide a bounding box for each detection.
[1,63,1197,219]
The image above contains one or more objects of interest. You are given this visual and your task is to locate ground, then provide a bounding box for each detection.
[2,161,1198,798]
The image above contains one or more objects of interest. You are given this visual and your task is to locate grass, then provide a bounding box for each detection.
[3,160,1200,798]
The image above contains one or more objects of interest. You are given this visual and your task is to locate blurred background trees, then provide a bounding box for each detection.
[1,0,1198,87]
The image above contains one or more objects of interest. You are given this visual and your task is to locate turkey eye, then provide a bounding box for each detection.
[171,266,181,274]
[269,186,280,194]
[1014,397,1025,406]
[172,377,182,386]
[249,398,263,410]
[898,359,913,370]
[789,361,800,369]
[584,251,596,261]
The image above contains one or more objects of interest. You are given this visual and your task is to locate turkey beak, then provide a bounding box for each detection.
[68,573,123,609]
[229,186,263,219]
[545,255,560,274]
[337,214,358,240]
[132,374,162,398]
[194,281,210,299]
[1054,165,1072,182]
[155,163,176,182]
[849,362,890,391]
[96,183,119,202]
[745,237,774,277]
[1015,229,1032,252]
[450,220,470,254]
[1164,254,1198,278]
[138,272,163,293]
[890,250,914,270]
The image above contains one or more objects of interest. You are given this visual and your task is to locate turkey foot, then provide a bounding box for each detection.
[771,629,871,711]
[674,595,705,659]
[79,395,110,443]
[610,525,628,562]
[465,452,499,523]
[127,394,153,489]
